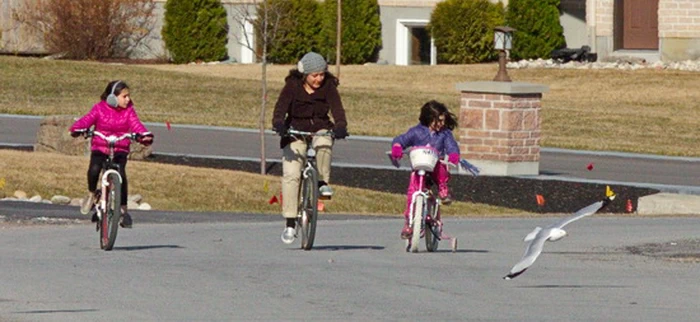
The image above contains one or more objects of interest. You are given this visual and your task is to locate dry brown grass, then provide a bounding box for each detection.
[0,150,520,216]
[1,56,698,156]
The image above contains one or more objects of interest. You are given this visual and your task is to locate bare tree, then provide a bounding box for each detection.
[11,0,156,59]
[230,0,284,175]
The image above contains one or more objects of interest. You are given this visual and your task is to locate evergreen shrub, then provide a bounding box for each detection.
[429,0,505,64]
[162,0,229,64]
[256,0,322,64]
[506,0,566,60]
[319,0,382,64]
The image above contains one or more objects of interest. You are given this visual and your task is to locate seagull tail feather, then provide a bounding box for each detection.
[503,268,527,280]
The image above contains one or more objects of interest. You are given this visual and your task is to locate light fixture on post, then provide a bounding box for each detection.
[493,26,515,82]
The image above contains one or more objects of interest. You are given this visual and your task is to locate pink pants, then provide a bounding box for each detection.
[404,162,450,217]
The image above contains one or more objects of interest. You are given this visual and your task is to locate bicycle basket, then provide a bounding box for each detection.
[409,147,439,171]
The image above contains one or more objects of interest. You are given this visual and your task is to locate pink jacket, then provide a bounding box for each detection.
[70,101,151,154]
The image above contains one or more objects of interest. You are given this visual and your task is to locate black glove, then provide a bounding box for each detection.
[333,127,348,139]
[70,130,85,138]
[138,133,154,146]
[273,122,287,136]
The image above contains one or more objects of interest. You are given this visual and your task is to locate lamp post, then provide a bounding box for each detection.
[493,26,515,82]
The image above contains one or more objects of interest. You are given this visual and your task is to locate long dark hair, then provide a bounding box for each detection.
[419,100,457,130]
[100,80,129,101]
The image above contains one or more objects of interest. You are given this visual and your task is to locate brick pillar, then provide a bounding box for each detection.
[455,81,549,176]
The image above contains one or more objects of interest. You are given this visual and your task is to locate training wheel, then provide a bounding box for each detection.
[451,238,458,253]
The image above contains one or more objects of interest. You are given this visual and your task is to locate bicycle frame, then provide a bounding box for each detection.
[389,146,460,252]
[286,128,334,250]
[91,131,132,222]
[80,130,136,250]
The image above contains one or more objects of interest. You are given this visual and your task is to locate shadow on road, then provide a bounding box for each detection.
[14,309,98,314]
[433,248,489,254]
[304,245,385,251]
[113,245,184,251]
[518,285,631,289]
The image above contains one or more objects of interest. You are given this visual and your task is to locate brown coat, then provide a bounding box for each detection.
[272,71,347,148]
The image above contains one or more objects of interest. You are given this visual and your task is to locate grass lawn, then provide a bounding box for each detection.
[1,56,699,156]
[0,150,521,216]
[0,56,697,215]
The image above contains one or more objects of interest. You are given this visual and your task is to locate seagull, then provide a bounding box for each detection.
[503,187,616,280]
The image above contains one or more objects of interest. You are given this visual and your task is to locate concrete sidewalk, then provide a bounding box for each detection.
[637,193,700,215]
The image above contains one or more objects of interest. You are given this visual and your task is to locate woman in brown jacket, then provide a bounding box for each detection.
[272,51,349,244]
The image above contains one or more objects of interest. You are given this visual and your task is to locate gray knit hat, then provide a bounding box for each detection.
[297,52,327,74]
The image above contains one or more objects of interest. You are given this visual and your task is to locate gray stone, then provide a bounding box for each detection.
[34,115,89,156]
[128,194,143,204]
[14,190,27,199]
[50,195,71,205]
[127,201,139,210]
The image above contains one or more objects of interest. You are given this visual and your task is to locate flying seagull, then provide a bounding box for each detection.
[503,186,616,280]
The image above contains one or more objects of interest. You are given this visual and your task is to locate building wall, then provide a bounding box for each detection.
[0,0,45,53]
[378,6,433,65]
[659,0,700,60]
[589,0,700,61]
[560,0,587,48]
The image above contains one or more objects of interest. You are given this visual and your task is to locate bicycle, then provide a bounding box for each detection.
[75,129,142,251]
[389,146,479,253]
[284,128,335,250]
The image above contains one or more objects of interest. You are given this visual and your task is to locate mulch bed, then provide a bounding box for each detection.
[147,154,659,214]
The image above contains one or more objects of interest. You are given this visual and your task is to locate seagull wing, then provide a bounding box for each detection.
[552,200,605,230]
[504,230,549,280]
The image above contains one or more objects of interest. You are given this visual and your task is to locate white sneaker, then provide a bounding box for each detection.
[319,184,333,197]
[80,193,95,215]
[281,227,296,244]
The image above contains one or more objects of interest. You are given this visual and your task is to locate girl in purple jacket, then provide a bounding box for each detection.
[70,80,153,228]
[390,100,459,239]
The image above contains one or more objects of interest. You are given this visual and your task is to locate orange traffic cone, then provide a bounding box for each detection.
[625,199,633,213]
[536,194,545,207]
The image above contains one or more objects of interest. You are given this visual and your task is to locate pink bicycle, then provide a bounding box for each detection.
[390,146,479,253]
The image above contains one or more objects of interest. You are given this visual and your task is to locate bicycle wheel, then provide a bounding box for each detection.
[425,198,440,252]
[100,173,122,250]
[408,195,424,253]
[299,168,318,250]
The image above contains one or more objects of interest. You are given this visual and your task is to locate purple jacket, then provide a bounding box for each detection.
[392,123,459,157]
[70,101,150,154]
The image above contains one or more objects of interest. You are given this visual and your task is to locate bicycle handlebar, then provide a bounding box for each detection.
[74,129,140,143]
[385,150,480,176]
[286,128,335,137]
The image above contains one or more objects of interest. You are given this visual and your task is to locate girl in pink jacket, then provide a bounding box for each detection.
[70,80,153,228]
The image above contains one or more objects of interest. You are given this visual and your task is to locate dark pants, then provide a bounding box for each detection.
[87,151,128,206]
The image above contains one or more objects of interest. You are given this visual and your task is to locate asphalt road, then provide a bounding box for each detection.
[2,114,699,321]
[2,114,699,194]
[0,200,698,321]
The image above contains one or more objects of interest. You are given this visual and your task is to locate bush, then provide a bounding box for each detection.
[12,0,156,60]
[256,0,322,64]
[319,0,382,64]
[428,0,505,64]
[162,0,229,64]
[506,0,566,60]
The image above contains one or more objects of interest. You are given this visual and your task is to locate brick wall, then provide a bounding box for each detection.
[459,93,541,163]
[659,0,700,38]
[594,0,615,37]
